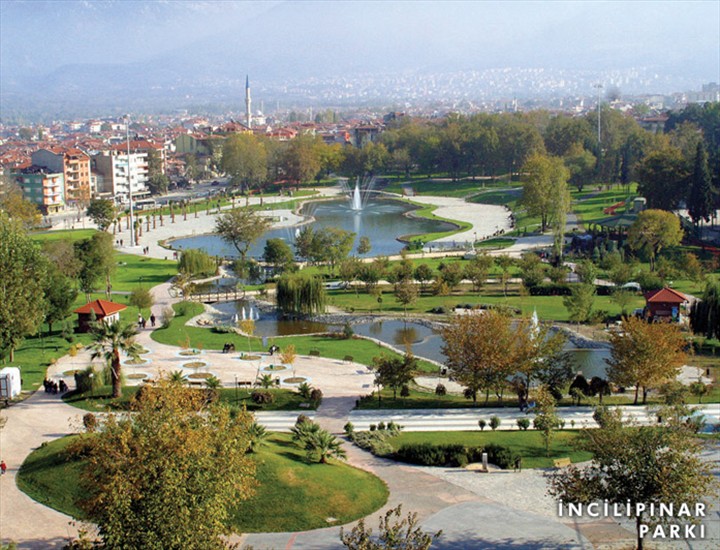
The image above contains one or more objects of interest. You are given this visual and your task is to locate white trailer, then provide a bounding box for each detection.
[0,367,21,399]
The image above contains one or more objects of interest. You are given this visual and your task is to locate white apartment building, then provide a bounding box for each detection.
[92,150,149,204]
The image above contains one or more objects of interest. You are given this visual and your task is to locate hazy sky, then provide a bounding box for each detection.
[0,0,718,118]
[2,0,718,77]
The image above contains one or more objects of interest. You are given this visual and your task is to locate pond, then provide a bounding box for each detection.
[169,198,457,258]
[352,319,612,379]
[209,300,335,338]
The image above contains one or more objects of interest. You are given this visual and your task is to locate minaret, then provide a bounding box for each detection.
[245,75,252,129]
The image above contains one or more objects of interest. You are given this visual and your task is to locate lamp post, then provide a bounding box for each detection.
[124,115,136,247]
[594,83,603,146]
[234,374,238,403]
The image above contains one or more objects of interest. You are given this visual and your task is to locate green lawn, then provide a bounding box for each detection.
[571,184,638,227]
[63,386,315,412]
[29,228,96,243]
[387,430,592,469]
[17,433,388,533]
[385,179,488,198]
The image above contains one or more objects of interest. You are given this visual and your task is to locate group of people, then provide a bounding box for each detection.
[222,342,236,354]
[43,378,67,394]
[137,313,156,329]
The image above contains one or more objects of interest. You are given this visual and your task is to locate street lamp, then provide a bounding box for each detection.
[124,114,136,247]
[594,83,603,146]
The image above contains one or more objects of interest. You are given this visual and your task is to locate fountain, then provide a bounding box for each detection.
[351,180,363,211]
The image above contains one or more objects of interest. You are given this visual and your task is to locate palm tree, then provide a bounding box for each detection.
[169,370,186,384]
[247,421,268,453]
[304,429,347,464]
[258,374,274,389]
[290,418,321,443]
[89,321,141,398]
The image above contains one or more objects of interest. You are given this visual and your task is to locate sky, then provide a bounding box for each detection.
[0,0,718,116]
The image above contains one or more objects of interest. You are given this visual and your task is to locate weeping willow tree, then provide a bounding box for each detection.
[690,281,720,339]
[276,273,327,316]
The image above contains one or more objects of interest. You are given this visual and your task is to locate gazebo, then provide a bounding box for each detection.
[643,287,689,322]
[74,299,127,333]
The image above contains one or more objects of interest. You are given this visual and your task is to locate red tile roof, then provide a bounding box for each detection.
[74,299,127,316]
[644,287,688,304]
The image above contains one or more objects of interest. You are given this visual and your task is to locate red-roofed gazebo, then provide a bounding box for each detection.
[74,299,127,333]
[643,287,688,321]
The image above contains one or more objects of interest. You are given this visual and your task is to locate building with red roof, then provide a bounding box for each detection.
[643,287,689,321]
[74,299,127,332]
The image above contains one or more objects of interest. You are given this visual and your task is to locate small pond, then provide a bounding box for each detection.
[210,300,335,337]
[352,319,611,379]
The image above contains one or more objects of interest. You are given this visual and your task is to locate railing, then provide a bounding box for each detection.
[187,289,245,303]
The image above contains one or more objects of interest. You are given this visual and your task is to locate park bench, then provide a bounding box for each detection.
[553,457,572,469]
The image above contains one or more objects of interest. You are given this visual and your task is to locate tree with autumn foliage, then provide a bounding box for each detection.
[606,316,688,405]
[72,378,257,549]
[441,311,515,405]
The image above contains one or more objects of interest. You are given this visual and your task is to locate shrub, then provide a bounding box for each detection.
[175,301,193,317]
[297,382,312,399]
[342,322,354,339]
[295,414,311,425]
[212,325,236,334]
[343,421,354,435]
[250,391,275,405]
[400,385,410,398]
[68,346,78,357]
[83,413,98,433]
[178,249,216,277]
[489,416,501,431]
[309,388,323,404]
[161,306,175,329]
[435,383,447,396]
[349,431,394,456]
[478,419,487,431]
[516,417,530,431]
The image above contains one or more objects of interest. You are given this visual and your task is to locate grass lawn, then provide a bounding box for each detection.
[150,302,438,372]
[111,254,177,292]
[29,228,96,243]
[400,200,471,244]
[385,179,488,198]
[327,286,646,322]
[17,433,388,533]
[62,386,314,412]
[571,184,638,228]
[387,430,592,469]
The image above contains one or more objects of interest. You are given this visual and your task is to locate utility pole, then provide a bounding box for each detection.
[124,114,136,247]
[594,83,603,146]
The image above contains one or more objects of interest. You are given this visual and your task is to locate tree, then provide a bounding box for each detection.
[74,232,116,301]
[627,209,683,272]
[222,133,268,191]
[178,249,216,278]
[128,286,154,313]
[303,428,347,464]
[0,178,41,228]
[275,273,327,316]
[441,310,518,405]
[531,386,562,455]
[520,154,569,244]
[636,147,689,211]
[74,378,257,549]
[42,239,82,279]
[547,412,715,550]
[86,199,117,232]
[247,421,268,453]
[0,213,47,360]
[282,135,322,186]
[610,288,635,317]
[263,238,294,272]
[437,261,463,291]
[88,321,141,398]
[146,148,169,195]
[215,207,271,263]
[495,255,514,297]
[574,259,597,285]
[606,316,687,405]
[689,281,720,339]
[357,236,372,255]
[564,143,596,193]
[43,269,78,334]
[340,504,442,550]
[371,353,417,400]
[687,142,714,226]
[563,283,596,323]
[394,279,419,315]
[463,253,493,294]
[414,263,435,294]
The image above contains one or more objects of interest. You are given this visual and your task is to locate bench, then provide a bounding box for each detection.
[236,381,253,387]
[553,457,572,469]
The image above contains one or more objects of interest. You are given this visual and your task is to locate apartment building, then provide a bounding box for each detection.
[92,150,149,204]
[31,147,92,204]
[13,166,65,214]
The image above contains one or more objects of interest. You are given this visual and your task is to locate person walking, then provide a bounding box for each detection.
[1,460,7,475]
[150,313,156,327]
